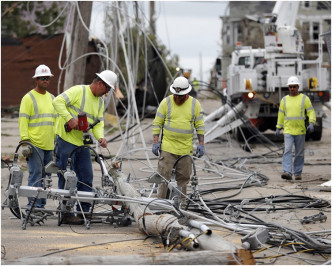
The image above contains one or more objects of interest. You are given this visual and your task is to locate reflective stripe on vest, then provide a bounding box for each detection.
[163,96,196,134]
[61,86,104,122]
[22,92,56,127]
[283,94,306,121]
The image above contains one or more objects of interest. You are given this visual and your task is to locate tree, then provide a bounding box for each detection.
[1,2,35,38]
[1,1,66,38]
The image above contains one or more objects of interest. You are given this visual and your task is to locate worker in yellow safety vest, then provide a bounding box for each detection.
[19,64,57,215]
[152,77,205,207]
[192,77,199,91]
[276,76,316,181]
[53,70,117,225]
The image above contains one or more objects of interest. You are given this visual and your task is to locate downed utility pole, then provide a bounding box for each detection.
[11,250,255,265]
[111,169,255,263]
[112,169,188,236]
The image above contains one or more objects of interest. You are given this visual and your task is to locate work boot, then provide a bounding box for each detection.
[294,174,302,180]
[62,215,84,225]
[281,172,292,180]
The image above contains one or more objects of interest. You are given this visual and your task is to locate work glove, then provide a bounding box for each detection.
[21,145,32,158]
[152,142,161,156]
[275,128,281,137]
[196,144,205,158]
[307,123,314,133]
[20,140,32,158]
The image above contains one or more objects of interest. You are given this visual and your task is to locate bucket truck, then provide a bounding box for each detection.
[212,1,330,142]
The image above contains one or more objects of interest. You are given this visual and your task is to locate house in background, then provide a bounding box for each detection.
[297,1,331,62]
[1,33,102,112]
[219,1,331,82]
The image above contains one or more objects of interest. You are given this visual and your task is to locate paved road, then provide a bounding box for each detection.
[1,97,331,265]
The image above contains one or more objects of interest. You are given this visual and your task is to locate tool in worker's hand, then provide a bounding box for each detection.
[64,112,100,144]
[64,122,72,132]
[80,113,100,144]
[64,112,89,133]
[78,112,89,131]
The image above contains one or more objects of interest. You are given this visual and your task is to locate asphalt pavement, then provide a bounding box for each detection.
[1,97,331,265]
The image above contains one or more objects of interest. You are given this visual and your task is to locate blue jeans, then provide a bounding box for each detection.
[27,146,53,208]
[282,134,305,176]
[55,135,93,212]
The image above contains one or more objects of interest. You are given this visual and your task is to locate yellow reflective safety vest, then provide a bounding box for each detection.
[152,95,205,155]
[53,85,105,146]
[19,89,57,150]
[276,93,316,135]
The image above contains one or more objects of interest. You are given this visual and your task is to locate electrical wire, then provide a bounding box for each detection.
[39,237,146,257]
[183,230,208,248]
[141,198,180,237]
[26,2,70,29]
[3,1,331,263]
[255,248,315,260]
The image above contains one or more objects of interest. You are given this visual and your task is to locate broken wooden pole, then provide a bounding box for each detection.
[113,171,185,236]
[111,170,254,263]
[11,250,255,265]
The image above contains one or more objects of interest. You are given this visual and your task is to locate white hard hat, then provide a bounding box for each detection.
[170,77,192,95]
[32,64,54,78]
[287,76,300,86]
[96,70,117,90]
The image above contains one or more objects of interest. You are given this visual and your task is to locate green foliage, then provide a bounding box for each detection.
[1,1,66,38]
[34,2,66,35]
[1,2,35,38]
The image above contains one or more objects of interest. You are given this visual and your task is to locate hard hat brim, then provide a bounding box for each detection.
[286,82,300,85]
[170,84,192,95]
[96,73,115,90]
[32,73,54,78]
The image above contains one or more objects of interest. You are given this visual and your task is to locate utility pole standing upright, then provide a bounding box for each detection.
[149,1,156,35]
[199,52,203,86]
[107,3,119,115]
[64,2,92,90]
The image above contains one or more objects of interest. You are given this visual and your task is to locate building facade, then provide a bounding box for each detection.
[219,1,331,83]
[1,34,101,110]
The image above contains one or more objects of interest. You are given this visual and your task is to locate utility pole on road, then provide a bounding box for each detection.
[64,2,92,90]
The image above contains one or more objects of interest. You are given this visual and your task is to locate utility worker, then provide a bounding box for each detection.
[192,77,199,91]
[19,64,57,215]
[276,76,316,181]
[53,70,117,225]
[152,77,205,207]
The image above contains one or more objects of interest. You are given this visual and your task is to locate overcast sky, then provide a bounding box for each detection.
[90,1,229,82]
[155,1,228,81]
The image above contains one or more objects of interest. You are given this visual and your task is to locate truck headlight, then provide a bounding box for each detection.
[248,92,255,99]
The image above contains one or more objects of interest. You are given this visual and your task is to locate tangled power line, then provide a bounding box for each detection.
[2,2,330,265]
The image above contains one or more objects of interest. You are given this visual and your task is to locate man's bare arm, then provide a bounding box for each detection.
[153,134,159,143]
